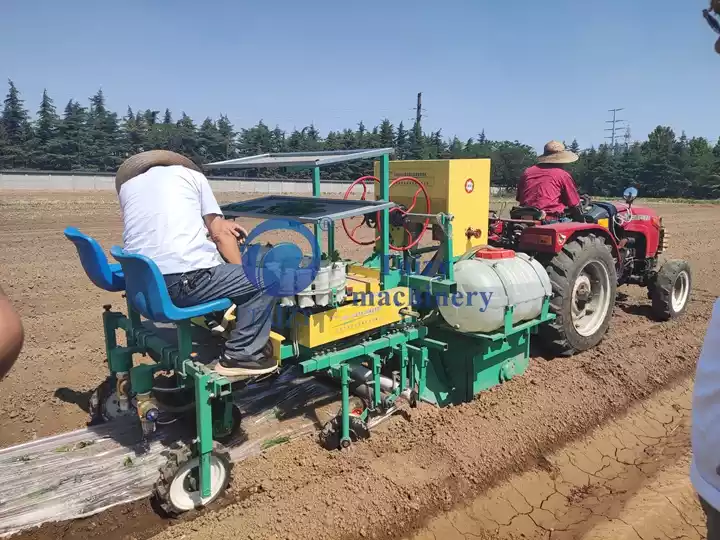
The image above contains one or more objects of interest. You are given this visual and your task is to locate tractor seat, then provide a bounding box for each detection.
[64,227,126,292]
[110,246,232,323]
[509,206,546,221]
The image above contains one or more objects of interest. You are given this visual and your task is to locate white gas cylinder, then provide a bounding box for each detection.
[438,247,552,334]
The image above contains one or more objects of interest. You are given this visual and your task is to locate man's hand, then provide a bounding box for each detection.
[204,214,246,264]
[216,220,248,244]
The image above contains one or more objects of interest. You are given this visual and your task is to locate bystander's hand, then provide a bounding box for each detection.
[0,284,23,380]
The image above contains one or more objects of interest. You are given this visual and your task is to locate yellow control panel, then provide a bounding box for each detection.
[372,158,491,257]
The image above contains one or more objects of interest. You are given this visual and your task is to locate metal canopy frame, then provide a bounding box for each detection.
[220,195,396,224]
[204,148,395,170]
[206,147,397,290]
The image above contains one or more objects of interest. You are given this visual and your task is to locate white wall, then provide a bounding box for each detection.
[0,171,508,195]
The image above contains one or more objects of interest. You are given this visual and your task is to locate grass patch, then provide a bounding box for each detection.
[261,436,291,450]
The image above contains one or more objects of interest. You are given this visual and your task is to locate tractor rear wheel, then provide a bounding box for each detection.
[539,234,617,356]
[648,259,692,321]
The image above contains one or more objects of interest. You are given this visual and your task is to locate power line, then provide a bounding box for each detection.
[604,108,629,154]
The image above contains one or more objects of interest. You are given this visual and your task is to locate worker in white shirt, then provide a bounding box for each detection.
[115,150,277,378]
[690,297,720,539]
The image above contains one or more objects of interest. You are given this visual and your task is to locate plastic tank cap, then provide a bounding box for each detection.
[475,247,515,260]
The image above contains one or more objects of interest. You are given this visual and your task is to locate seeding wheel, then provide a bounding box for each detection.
[319,414,370,450]
[154,440,233,516]
[88,377,136,425]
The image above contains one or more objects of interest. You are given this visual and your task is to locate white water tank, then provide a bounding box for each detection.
[438,247,552,334]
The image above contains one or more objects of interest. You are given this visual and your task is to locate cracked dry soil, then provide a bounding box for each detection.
[405,377,702,540]
[0,192,717,540]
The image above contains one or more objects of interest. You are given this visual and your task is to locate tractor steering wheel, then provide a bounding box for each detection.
[341,175,431,251]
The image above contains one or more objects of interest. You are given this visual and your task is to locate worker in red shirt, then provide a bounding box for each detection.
[516,140,583,223]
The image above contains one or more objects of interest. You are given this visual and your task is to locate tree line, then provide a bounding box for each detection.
[1,79,719,199]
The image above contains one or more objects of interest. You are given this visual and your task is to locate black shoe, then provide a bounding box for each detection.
[214,353,278,377]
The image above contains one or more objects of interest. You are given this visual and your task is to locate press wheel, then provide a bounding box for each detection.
[154,441,232,516]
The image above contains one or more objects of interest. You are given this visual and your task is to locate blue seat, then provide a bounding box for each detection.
[110,246,232,322]
[64,227,126,292]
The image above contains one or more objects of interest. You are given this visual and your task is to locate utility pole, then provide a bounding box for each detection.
[415,92,423,139]
[605,108,629,155]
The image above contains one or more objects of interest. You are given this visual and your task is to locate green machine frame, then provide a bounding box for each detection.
[87,148,556,514]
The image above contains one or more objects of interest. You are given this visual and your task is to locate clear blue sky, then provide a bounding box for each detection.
[3,0,719,152]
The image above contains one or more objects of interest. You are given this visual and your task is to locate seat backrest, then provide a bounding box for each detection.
[110,245,174,322]
[64,227,125,292]
[509,206,544,220]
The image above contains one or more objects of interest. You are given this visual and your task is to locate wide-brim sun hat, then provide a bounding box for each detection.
[115,150,202,193]
[536,140,579,164]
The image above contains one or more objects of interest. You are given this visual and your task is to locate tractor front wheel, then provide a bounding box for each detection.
[540,234,617,356]
[648,259,692,321]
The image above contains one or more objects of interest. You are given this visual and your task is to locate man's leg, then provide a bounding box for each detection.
[700,496,720,539]
[165,264,277,376]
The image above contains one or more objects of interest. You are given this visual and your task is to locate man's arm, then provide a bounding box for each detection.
[204,214,246,264]
[560,171,582,208]
[0,284,23,380]
[559,171,584,220]
[191,169,248,264]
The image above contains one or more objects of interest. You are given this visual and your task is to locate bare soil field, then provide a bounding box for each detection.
[0,191,717,540]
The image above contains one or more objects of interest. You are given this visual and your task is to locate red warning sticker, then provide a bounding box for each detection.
[465,178,474,193]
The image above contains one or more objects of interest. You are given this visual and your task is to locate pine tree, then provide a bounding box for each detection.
[85,89,123,170]
[1,80,32,167]
[30,89,62,169]
[378,119,394,148]
[57,100,89,170]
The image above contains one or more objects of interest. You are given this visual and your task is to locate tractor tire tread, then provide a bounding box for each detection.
[538,233,617,357]
[648,259,692,321]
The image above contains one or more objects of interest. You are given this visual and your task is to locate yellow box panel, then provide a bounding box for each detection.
[597,218,609,229]
[448,159,491,255]
[268,330,285,362]
[346,264,381,280]
[294,286,410,348]
[346,264,381,294]
[372,159,491,257]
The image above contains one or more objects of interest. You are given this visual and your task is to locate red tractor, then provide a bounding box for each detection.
[488,187,692,356]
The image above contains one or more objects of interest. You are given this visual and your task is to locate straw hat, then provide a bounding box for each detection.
[536,140,579,164]
[115,150,202,193]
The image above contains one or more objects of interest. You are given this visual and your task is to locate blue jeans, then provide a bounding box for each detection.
[164,264,276,362]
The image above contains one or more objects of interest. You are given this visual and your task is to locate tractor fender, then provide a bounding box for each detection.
[519,222,620,259]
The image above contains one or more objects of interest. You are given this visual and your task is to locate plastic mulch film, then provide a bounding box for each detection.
[0,366,354,537]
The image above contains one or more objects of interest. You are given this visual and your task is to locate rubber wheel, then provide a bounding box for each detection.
[154,441,232,516]
[319,415,370,450]
[649,259,692,321]
[539,234,617,356]
[214,403,244,444]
